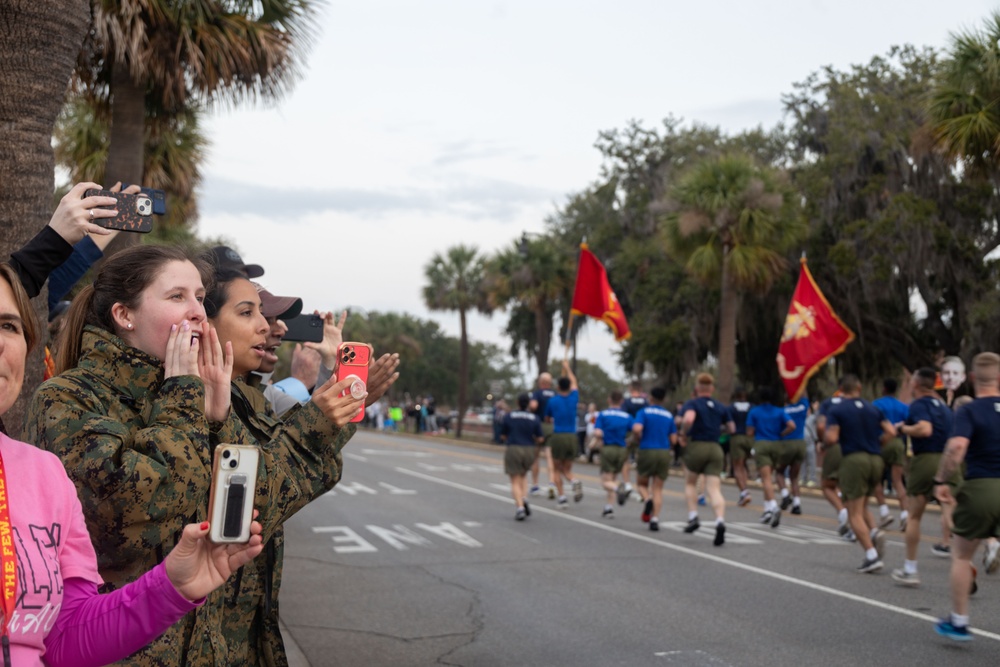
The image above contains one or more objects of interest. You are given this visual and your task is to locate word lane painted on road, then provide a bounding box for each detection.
[313,522,483,553]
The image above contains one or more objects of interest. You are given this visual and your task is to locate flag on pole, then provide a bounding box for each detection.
[570,244,630,341]
[776,258,855,402]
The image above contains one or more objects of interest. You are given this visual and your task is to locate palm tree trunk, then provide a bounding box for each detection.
[717,245,737,403]
[102,65,146,256]
[0,0,90,432]
[534,305,551,375]
[456,307,468,439]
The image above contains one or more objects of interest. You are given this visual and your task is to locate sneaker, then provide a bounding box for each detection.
[714,523,726,546]
[529,485,541,496]
[697,494,707,506]
[547,485,557,500]
[843,530,857,543]
[935,619,972,642]
[649,518,660,532]
[931,544,951,558]
[616,483,629,506]
[684,517,701,533]
[780,496,792,511]
[791,505,802,515]
[838,523,850,537]
[770,509,782,528]
[602,507,614,519]
[759,510,774,525]
[572,479,584,502]
[983,540,1000,575]
[873,530,886,560]
[856,557,883,573]
[515,508,526,521]
[737,493,752,507]
[641,499,653,523]
[523,500,531,517]
[879,515,895,529]
[899,515,908,532]
[891,568,920,587]
[557,497,568,510]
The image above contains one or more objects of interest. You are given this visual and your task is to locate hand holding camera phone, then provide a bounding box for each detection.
[207,445,260,543]
[83,188,154,233]
[336,342,371,423]
[283,314,324,343]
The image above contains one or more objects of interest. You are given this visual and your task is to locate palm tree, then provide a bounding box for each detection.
[485,236,574,376]
[423,245,492,439]
[664,154,804,402]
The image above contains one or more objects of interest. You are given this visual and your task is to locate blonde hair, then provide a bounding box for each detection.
[972,352,1000,385]
[696,372,714,387]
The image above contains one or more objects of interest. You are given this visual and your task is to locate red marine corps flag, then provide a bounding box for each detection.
[570,244,630,341]
[777,258,855,402]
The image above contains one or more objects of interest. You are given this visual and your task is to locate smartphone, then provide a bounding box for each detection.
[207,444,260,543]
[83,189,154,233]
[283,313,324,342]
[336,342,371,423]
[122,184,167,215]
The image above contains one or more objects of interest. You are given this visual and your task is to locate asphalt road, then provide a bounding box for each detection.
[277,430,1000,666]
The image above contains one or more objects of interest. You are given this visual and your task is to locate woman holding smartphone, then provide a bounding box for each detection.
[202,268,398,666]
[0,263,267,666]
[24,246,364,666]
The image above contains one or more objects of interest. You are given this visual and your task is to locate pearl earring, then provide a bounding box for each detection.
[127,323,133,330]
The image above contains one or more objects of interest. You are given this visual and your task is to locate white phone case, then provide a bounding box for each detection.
[207,444,260,543]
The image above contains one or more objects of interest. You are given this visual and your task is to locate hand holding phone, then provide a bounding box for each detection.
[336,342,371,423]
[83,188,154,233]
[283,314,324,343]
[207,445,260,543]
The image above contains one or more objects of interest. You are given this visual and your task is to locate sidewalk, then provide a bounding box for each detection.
[280,618,311,667]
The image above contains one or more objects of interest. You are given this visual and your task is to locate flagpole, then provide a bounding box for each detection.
[563,311,575,362]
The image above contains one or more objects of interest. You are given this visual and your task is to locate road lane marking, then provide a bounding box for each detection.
[395,466,1000,642]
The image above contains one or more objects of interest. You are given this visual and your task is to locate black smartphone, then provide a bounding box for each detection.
[283,314,324,343]
[83,189,154,233]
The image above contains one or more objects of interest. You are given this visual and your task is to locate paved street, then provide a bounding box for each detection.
[277,430,1000,666]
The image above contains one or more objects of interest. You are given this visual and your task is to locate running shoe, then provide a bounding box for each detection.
[983,540,1000,575]
[523,500,531,517]
[529,485,541,496]
[856,557,883,573]
[684,517,701,533]
[780,496,792,511]
[641,499,653,523]
[770,509,782,528]
[714,523,726,546]
[616,483,629,506]
[873,529,886,560]
[935,619,972,642]
[759,510,774,525]
[547,485,557,500]
[879,515,895,529]
[931,543,951,558]
[515,508,526,521]
[649,518,660,532]
[899,515,908,532]
[557,497,568,510]
[697,494,707,506]
[737,492,752,507]
[572,479,584,502]
[843,530,857,543]
[837,523,850,537]
[891,569,920,587]
[602,506,614,519]
[791,505,802,515]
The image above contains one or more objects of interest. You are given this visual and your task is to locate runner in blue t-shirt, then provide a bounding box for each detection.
[777,395,810,516]
[500,393,544,521]
[872,378,910,530]
[528,373,557,498]
[632,387,677,531]
[933,353,1000,641]
[621,382,649,501]
[746,387,794,527]
[543,359,582,509]
[594,390,634,519]
[727,387,754,507]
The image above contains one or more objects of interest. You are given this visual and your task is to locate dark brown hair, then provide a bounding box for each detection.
[56,245,212,374]
[0,263,40,354]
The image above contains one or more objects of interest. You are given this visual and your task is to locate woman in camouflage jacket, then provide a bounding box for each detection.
[25,246,364,666]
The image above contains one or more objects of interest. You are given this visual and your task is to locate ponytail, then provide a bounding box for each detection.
[55,284,96,375]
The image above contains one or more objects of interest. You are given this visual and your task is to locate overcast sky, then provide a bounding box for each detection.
[197,0,997,385]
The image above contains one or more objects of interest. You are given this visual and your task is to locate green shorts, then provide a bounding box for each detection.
[754,440,782,469]
[600,445,628,474]
[880,437,906,468]
[953,478,1000,540]
[730,434,753,462]
[821,443,842,482]
[682,440,724,477]
[779,439,806,468]
[504,446,537,476]
[549,432,577,462]
[838,451,884,501]
[906,452,962,499]
[637,449,671,480]
[540,421,554,444]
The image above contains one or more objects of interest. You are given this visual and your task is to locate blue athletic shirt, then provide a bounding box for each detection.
[728,401,752,435]
[531,388,556,418]
[635,406,676,450]
[782,396,810,440]
[952,397,1000,479]
[501,411,543,446]
[826,398,885,456]
[747,404,791,441]
[872,396,909,427]
[596,408,633,446]
[681,396,728,442]
[544,389,579,433]
[906,395,952,455]
[623,395,649,418]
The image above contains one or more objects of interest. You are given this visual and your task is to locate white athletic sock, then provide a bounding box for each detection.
[558,495,567,502]
[651,516,659,522]
[716,518,724,526]
[904,559,918,574]
[624,483,634,492]
[792,496,801,507]
[879,504,889,517]
[900,510,909,522]
[689,511,698,521]
[951,613,969,627]
[780,488,789,499]
[766,500,777,512]
[838,508,848,524]
[604,504,613,512]
[870,527,879,540]
[866,547,878,560]
[739,489,749,497]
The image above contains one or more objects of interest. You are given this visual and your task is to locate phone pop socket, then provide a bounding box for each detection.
[345,375,367,400]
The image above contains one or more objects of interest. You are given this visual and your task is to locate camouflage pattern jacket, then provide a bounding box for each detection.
[24,327,353,666]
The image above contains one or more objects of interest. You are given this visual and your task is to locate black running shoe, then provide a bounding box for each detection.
[641,499,653,523]
[515,508,526,521]
[523,500,531,517]
[780,496,792,511]
[649,518,660,532]
[684,517,701,533]
[714,523,726,546]
[791,505,802,515]
[770,508,782,529]
[857,557,883,573]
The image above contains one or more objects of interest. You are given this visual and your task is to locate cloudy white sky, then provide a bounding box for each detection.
[197,0,996,383]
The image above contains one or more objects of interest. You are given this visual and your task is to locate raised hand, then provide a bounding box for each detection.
[365,352,400,407]
[198,322,234,422]
[304,310,347,369]
[163,320,200,380]
[312,375,367,426]
[164,517,264,602]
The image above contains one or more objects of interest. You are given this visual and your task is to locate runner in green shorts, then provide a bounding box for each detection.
[727,388,754,507]
[817,394,850,539]
[873,378,911,530]
[746,387,795,528]
[542,360,583,509]
[594,390,635,519]
[499,393,544,521]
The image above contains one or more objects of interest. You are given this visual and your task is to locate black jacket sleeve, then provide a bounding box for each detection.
[8,226,74,298]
